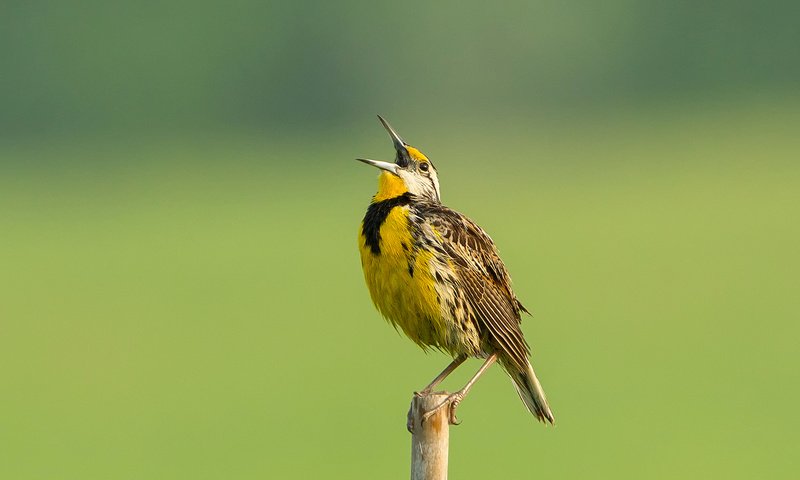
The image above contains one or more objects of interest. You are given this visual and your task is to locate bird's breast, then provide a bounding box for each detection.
[358,204,444,348]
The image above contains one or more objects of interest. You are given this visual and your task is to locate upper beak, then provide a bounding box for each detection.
[377,114,407,152]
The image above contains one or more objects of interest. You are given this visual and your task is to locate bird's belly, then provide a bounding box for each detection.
[358,210,444,349]
[358,207,482,356]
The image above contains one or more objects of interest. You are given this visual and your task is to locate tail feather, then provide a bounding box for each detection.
[502,357,554,424]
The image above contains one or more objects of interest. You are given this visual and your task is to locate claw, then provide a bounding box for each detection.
[421,392,465,425]
[448,395,463,424]
[450,411,461,425]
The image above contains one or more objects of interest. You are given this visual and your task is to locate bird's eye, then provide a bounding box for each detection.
[419,162,429,172]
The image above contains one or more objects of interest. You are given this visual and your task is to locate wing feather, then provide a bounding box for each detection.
[418,203,531,370]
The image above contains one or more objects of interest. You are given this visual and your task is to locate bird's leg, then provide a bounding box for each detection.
[418,354,468,395]
[407,354,468,432]
[422,353,497,425]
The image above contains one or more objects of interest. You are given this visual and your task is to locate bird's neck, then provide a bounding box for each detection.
[361,191,413,255]
[373,171,409,202]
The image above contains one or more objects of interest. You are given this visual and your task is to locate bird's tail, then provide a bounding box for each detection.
[500,356,555,424]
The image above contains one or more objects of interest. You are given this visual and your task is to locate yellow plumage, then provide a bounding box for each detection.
[358,196,445,349]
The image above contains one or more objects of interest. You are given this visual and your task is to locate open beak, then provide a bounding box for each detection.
[356,115,411,173]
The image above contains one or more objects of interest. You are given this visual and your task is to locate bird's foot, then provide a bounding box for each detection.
[421,391,465,425]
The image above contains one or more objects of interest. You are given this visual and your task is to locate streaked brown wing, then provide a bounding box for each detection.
[421,204,531,371]
[457,267,530,370]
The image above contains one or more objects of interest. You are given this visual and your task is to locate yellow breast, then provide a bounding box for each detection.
[358,206,446,349]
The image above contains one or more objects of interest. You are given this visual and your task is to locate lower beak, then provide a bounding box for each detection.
[356,158,399,175]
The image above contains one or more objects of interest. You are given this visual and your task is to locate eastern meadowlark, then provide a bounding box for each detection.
[357,116,554,426]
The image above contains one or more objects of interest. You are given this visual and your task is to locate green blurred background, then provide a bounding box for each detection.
[2,1,799,478]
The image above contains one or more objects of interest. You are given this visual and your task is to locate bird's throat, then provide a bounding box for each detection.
[374,171,408,202]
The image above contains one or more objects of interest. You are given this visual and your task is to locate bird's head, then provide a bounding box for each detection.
[357,115,441,203]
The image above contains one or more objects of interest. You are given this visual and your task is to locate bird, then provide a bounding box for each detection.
[356,115,554,427]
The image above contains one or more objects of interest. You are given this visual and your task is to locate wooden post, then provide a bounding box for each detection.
[409,392,450,480]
